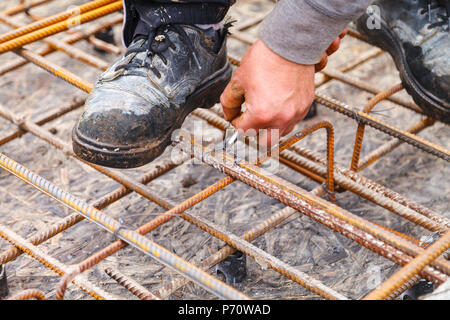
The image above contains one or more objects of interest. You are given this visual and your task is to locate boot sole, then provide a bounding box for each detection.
[356,15,450,123]
[72,62,232,168]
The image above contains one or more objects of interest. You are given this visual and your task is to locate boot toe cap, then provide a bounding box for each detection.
[74,88,173,149]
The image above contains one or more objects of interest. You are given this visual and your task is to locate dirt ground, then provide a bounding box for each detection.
[0,0,448,300]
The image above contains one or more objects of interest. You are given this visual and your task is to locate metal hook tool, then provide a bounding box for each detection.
[223,130,239,151]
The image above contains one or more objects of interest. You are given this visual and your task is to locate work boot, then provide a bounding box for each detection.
[356,0,450,123]
[73,22,232,168]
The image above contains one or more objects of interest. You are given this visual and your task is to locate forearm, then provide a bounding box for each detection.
[259,0,374,65]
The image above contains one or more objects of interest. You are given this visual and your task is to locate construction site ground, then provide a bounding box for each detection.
[0,0,448,300]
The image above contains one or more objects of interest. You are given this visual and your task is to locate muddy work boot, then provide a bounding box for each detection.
[73,23,231,168]
[356,0,450,123]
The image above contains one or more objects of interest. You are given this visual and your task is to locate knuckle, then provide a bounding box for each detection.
[254,111,273,124]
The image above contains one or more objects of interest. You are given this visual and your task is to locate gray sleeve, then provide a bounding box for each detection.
[259,0,374,65]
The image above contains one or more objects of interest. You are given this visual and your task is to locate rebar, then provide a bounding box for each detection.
[193,108,449,233]
[6,289,46,300]
[0,224,117,300]
[364,229,450,300]
[0,0,119,44]
[177,138,450,277]
[0,0,448,301]
[104,268,160,300]
[0,152,249,300]
[350,83,404,172]
[315,92,450,161]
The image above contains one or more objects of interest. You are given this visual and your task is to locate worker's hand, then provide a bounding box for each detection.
[220,30,346,146]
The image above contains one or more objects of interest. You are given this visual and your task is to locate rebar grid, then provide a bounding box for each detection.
[0,0,448,301]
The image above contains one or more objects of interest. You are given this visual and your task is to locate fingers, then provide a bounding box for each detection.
[339,28,348,39]
[220,77,245,121]
[315,28,347,72]
[315,53,328,72]
[230,106,260,133]
[326,37,341,56]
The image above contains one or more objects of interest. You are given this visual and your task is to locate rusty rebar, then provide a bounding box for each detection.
[0,2,123,54]
[358,117,435,171]
[174,138,447,287]
[0,152,187,266]
[0,224,117,300]
[0,98,85,147]
[364,229,450,300]
[179,138,450,277]
[104,268,160,300]
[152,205,299,299]
[88,35,125,55]
[0,16,123,76]
[315,92,450,161]
[350,83,404,171]
[51,132,346,300]
[0,2,448,300]
[6,289,45,300]
[1,0,53,17]
[193,108,449,233]
[0,152,249,300]
[0,13,109,71]
[0,0,119,44]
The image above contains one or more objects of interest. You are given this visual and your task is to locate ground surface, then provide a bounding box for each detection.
[0,0,448,300]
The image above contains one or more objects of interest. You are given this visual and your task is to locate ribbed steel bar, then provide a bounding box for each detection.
[88,34,125,54]
[270,121,336,201]
[0,152,249,300]
[48,125,346,300]
[6,289,46,300]
[320,69,422,114]
[0,224,117,300]
[0,13,109,70]
[289,146,450,231]
[154,177,329,299]
[315,92,450,161]
[0,1,123,54]
[179,138,450,276]
[193,108,449,232]
[152,205,300,299]
[350,83,404,171]
[0,1,446,300]
[174,137,447,285]
[14,47,93,92]
[364,229,450,300]
[315,48,383,87]
[175,205,348,300]
[357,117,435,171]
[1,0,53,16]
[0,155,187,265]
[104,268,160,300]
[0,0,119,44]
[0,15,123,76]
[0,97,85,147]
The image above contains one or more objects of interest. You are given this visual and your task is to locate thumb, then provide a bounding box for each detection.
[220,77,245,121]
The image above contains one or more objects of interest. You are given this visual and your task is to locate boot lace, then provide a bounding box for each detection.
[421,0,450,31]
[114,24,202,78]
